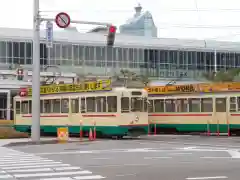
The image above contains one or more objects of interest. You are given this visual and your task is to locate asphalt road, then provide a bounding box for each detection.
[3,135,240,180]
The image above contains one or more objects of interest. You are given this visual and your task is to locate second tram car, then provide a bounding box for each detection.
[147,82,240,135]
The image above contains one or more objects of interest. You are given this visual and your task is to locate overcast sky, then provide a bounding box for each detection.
[2,0,240,41]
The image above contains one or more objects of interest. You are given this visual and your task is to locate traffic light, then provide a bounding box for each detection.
[107,25,116,46]
[16,68,24,80]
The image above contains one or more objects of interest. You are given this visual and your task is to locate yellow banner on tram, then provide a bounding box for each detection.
[27,79,112,96]
[146,82,240,95]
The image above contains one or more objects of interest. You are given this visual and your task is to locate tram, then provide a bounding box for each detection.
[146,82,240,135]
[14,80,149,138]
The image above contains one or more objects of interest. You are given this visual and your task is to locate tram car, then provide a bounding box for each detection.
[13,81,149,138]
[147,82,240,135]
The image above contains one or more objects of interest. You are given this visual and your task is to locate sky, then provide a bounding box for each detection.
[2,0,240,41]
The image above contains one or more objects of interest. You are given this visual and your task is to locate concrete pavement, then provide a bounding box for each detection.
[2,136,240,179]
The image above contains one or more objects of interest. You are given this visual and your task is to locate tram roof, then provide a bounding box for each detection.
[1,27,240,52]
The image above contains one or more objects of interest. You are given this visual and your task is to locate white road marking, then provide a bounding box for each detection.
[227,150,240,158]
[0,161,62,167]
[186,176,228,179]
[2,164,71,170]
[116,173,137,177]
[0,159,53,164]
[14,170,92,178]
[86,163,149,168]
[0,147,106,179]
[170,153,193,155]
[38,178,73,180]
[201,157,231,159]
[0,174,13,179]
[54,167,82,171]
[8,168,53,173]
[144,156,172,159]
[93,158,112,160]
[74,175,106,179]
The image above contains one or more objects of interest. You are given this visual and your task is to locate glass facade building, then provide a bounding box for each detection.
[0,39,239,79]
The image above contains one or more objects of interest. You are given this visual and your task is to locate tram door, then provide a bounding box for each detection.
[0,93,7,120]
[214,97,228,133]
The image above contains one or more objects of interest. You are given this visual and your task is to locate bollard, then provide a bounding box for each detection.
[154,124,157,135]
[227,119,230,137]
[93,120,96,140]
[217,119,220,136]
[148,124,151,135]
[80,120,83,141]
[207,120,210,136]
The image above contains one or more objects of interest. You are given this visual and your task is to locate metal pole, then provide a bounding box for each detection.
[31,0,41,142]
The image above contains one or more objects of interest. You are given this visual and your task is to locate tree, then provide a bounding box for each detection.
[203,68,240,82]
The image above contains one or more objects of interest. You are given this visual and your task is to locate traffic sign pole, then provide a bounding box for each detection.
[32,0,41,142]
[32,0,114,142]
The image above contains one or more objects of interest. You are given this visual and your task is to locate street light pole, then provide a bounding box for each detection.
[31,0,41,142]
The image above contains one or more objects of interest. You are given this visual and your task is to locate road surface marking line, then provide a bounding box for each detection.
[0,174,13,178]
[227,150,240,158]
[2,164,71,170]
[8,168,53,173]
[0,157,45,161]
[54,167,82,171]
[0,159,53,164]
[144,157,172,159]
[201,157,231,159]
[14,170,92,178]
[93,158,112,160]
[0,161,61,167]
[86,163,149,168]
[170,153,193,155]
[186,176,228,179]
[116,174,134,176]
[38,178,73,180]
[74,175,105,179]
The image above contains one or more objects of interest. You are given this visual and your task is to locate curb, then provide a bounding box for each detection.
[3,139,95,147]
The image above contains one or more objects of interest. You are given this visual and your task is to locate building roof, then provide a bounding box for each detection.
[0,27,240,52]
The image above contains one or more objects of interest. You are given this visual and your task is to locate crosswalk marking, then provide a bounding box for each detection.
[14,170,92,178]
[2,163,71,170]
[0,146,106,179]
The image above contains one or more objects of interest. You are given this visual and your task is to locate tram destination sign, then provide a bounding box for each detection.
[27,79,112,96]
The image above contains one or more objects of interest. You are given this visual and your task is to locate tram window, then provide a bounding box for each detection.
[107,96,117,112]
[52,99,61,113]
[40,100,43,113]
[86,97,95,112]
[15,101,20,114]
[189,98,200,112]
[215,98,226,112]
[61,98,69,113]
[71,98,79,113]
[154,99,164,112]
[230,97,237,112]
[96,97,107,112]
[176,99,188,112]
[43,99,51,113]
[131,97,143,112]
[201,98,213,112]
[21,101,29,114]
[28,101,32,114]
[237,97,240,112]
[81,98,86,113]
[165,99,175,112]
[144,98,148,112]
[121,97,129,113]
[148,100,154,113]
